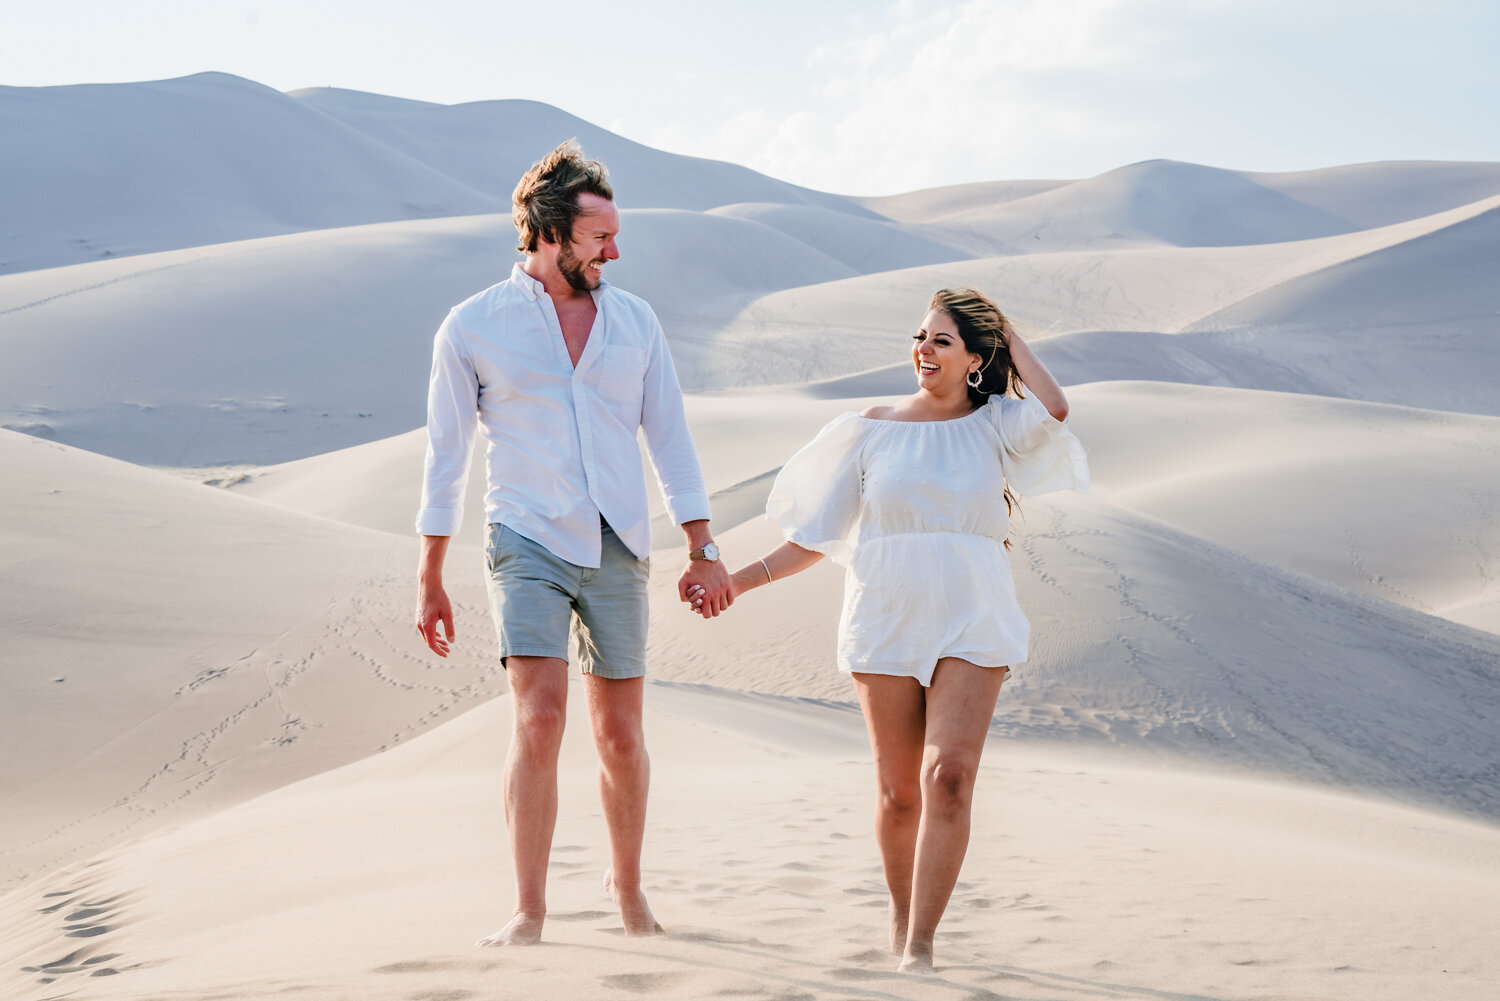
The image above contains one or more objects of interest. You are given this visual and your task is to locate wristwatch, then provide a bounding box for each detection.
[689,542,720,562]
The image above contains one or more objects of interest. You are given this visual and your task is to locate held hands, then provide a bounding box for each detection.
[678,555,733,618]
[684,563,762,618]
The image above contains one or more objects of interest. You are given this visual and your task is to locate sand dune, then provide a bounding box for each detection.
[292,88,866,217]
[229,378,1500,637]
[0,429,499,894]
[856,178,1072,224]
[953,160,1357,251]
[702,192,1500,391]
[5,682,1496,1001]
[224,379,1500,818]
[0,73,500,275]
[1,75,887,276]
[1038,199,1500,416]
[0,209,862,465]
[709,201,977,272]
[1068,382,1500,633]
[227,393,858,550]
[653,492,1500,819]
[1248,160,1500,228]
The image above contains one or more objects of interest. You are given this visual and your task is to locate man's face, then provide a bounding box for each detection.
[556,193,620,292]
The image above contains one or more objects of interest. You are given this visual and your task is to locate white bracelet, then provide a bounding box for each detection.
[759,558,773,584]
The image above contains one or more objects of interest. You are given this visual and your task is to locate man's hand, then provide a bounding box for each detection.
[416,579,455,656]
[679,557,733,617]
[417,535,455,657]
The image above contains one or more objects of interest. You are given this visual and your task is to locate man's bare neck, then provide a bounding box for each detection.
[521,257,592,304]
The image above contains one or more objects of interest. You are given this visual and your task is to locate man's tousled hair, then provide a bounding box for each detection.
[512,140,614,253]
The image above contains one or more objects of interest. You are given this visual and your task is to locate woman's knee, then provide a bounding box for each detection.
[920,752,978,815]
[877,774,922,817]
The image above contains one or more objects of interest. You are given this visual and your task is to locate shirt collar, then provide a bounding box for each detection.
[510,261,611,301]
[510,262,544,300]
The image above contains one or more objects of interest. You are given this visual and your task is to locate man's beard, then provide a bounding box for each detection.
[557,243,601,292]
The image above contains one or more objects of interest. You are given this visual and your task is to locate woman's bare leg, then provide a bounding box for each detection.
[900,658,1007,972]
[851,673,927,955]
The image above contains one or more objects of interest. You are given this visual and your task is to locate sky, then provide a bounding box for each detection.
[5,0,1499,195]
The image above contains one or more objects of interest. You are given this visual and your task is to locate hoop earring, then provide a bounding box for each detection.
[967,369,983,389]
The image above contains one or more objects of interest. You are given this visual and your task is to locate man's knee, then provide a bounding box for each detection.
[594,718,646,765]
[514,699,566,747]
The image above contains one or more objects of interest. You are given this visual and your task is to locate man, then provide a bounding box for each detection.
[414,141,732,946]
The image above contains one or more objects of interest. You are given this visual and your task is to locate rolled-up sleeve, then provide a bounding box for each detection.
[415,309,480,536]
[638,312,710,526]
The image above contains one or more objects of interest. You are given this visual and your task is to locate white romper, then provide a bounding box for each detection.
[766,392,1089,686]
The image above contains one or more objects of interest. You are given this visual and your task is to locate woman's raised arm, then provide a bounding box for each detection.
[1008,331,1069,422]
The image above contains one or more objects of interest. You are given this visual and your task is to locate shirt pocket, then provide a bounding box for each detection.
[595,344,647,421]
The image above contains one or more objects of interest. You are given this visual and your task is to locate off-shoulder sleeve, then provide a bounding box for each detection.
[989,393,1090,495]
[765,412,868,566]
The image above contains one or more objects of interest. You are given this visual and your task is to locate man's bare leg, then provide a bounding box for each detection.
[584,674,662,936]
[478,656,569,947]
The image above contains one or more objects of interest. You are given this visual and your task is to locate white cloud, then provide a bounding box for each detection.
[648,0,1206,193]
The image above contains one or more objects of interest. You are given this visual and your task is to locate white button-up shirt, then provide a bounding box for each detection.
[416,263,710,567]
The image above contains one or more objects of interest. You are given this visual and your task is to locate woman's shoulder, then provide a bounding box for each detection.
[858,402,896,420]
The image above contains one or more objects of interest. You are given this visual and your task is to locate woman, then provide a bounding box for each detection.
[690,288,1087,972]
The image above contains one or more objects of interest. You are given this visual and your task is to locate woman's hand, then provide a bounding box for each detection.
[688,565,755,617]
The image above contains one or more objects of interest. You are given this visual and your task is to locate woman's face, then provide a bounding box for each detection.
[913,309,981,395]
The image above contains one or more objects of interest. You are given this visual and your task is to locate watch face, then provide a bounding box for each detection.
[699,542,720,561]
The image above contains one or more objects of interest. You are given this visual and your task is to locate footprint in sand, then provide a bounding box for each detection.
[550,909,613,922]
[826,966,894,982]
[372,959,467,974]
[599,971,693,993]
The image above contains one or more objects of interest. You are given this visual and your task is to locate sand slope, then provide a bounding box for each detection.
[0,73,500,275]
[3,683,1496,1001]
[654,492,1500,818]
[2,75,889,276]
[292,88,867,216]
[1067,382,1500,632]
[0,429,498,893]
[0,209,861,465]
[1247,160,1500,229]
[952,160,1357,251]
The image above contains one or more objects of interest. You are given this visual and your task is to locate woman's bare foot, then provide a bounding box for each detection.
[476,910,545,947]
[603,868,663,937]
[897,943,934,973]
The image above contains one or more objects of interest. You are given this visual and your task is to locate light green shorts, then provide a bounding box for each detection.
[483,522,650,679]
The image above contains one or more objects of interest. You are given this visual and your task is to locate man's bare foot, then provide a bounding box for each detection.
[603,868,663,937]
[888,901,909,956]
[476,910,545,947]
[897,947,934,974]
